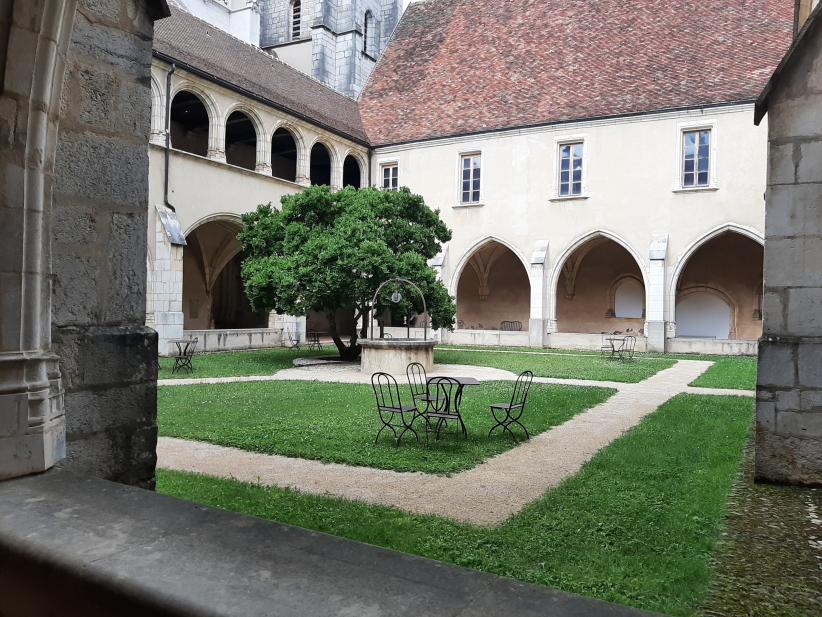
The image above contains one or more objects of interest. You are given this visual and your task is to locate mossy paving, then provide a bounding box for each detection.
[702,442,822,616]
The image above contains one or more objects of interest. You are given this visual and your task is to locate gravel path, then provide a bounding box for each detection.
[158,360,716,526]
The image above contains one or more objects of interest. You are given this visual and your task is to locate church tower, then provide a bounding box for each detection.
[259,0,402,98]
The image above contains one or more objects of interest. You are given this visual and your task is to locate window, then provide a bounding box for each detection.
[558,141,583,197]
[381,163,398,191]
[460,153,481,204]
[363,11,373,54]
[682,128,711,188]
[291,0,301,40]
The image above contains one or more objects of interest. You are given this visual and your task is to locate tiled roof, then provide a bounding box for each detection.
[153,7,368,144]
[359,0,795,146]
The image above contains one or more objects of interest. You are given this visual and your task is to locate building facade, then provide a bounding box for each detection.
[148,0,796,356]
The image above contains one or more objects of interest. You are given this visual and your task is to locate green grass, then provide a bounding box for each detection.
[158,347,332,380]
[688,356,758,390]
[434,348,676,383]
[158,394,754,616]
[159,381,613,474]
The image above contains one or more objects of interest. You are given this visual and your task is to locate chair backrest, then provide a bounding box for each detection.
[500,320,523,331]
[371,372,402,411]
[510,371,534,409]
[406,362,427,397]
[383,332,393,339]
[427,376,460,414]
[624,336,637,353]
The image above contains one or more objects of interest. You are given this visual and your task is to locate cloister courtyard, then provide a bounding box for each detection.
[155,345,819,616]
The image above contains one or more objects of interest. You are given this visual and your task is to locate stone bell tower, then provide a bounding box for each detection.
[258,0,402,97]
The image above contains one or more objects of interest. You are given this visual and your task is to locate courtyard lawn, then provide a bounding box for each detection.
[687,355,758,391]
[158,381,614,474]
[158,347,331,380]
[158,394,754,617]
[434,347,676,383]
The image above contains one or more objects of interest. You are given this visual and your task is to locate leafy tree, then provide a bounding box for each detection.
[238,186,455,360]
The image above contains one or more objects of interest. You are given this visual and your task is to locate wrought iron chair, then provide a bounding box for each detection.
[406,362,435,412]
[371,372,421,446]
[287,329,301,350]
[500,320,523,331]
[488,370,534,442]
[424,376,467,443]
[618,335,637,362]
[172,337,198,374]
[600,332,614,359]
[306,330,322,351]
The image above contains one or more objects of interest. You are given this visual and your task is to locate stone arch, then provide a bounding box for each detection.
[168,87,216,157]
[149,72,165,145]
[270,122,304,182]
[668,223,764,321]
[342,148,368,188]
[676,285,738,339]
[451,238,531,331]
[549,230,647,322]
[182,215,267,330]
[309,138,337,186]
[169,81,221,157]
[449,236,531,297]
[670,225,764,340]
[607,274,645,319]
[223,102,267,171]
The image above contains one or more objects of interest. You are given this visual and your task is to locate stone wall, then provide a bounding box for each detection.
[51,0,161,488]
[756,14,822,484]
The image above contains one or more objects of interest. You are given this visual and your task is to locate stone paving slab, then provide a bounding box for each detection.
[158,360,714,526]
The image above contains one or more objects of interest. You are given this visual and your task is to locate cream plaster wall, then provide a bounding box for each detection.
[373,104,767,348]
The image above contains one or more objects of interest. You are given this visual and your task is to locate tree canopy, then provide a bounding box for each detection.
[238,186,455,359]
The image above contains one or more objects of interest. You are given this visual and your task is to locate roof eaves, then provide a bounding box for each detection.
[755,2,822,124]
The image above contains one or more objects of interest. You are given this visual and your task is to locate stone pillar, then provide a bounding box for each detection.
[645,234,667,352]
[255,133,272,174]
[148,205,185,356]
[207,115,226,163]
[528,241,549,348]
[428,247,447,342]
[296,143,311,186]
[755,24,822,485]
[330,151,343,190]
[0,0,78,480]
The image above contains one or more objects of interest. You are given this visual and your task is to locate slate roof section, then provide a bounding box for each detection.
[359,0,795,146]
[153,8,368,144]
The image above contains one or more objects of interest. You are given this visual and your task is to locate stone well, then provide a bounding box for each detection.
[359,338,437,374]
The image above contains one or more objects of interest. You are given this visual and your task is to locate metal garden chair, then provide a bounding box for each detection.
[424,376,467,443]
[500,320,523,331]
[287,329,301,350]
[171,337,198,374]
[306,330,322,351]
[371,372,421,446]
[406,362,435,412]
[488,370,534,442]
[618,335,637,362]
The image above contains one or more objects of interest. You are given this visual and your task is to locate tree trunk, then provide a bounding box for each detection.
[328,309,360,361]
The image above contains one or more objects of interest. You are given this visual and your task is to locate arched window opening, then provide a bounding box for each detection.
[342,155,361,188]
[455,242,530,331]
[170,91,209,157]
[224,110,257,171]
[674,231,763,340]
[310,142,332,186]
[614,278,644,318]
[676,292,732,339]
[271,127,298,182]
[291,0,301,40]
[363,11,374,54]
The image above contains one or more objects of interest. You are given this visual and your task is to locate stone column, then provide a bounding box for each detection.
[148,206,185,356]
[207,115,226,163]
[428,247,447,342]
[645,234,667,352]
[330,152,343,190]
[0,0,78,480]
[528,241,549,348]
[255,133,272,175]
[296,144,311,186]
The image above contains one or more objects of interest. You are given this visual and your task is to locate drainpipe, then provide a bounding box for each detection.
[164,63,176,211]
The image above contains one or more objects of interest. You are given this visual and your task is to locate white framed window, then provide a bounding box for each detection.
[381,163,398,190]
[558,141,584,197]
[291,0,301,40]
[459,152,481,204]
[682,128,711,188]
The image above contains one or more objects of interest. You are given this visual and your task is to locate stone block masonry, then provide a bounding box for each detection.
[50,0,160,488]
[756,10,822,485]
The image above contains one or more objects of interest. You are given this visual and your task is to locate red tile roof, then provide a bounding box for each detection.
[359,0,795,146]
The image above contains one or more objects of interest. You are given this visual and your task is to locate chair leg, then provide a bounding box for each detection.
[375,421,397,445]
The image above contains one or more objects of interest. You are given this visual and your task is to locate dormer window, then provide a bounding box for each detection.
[291,0,301,40]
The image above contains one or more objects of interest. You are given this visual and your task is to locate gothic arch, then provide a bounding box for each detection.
[667,223,764,323]
[549,230,647,321]
[677,284,738,339]
[449,236,530,297]
[149,72,165,144]
[184,212,244,237]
